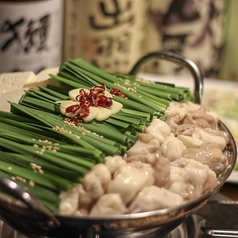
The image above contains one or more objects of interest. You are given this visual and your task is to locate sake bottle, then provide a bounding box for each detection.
[0,0,64,73]
[63,0,150,74]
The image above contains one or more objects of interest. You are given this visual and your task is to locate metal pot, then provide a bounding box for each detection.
[0,51,236,238]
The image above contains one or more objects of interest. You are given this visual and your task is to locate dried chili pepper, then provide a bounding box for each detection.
[110,88,125,98]
[66,83,114,121]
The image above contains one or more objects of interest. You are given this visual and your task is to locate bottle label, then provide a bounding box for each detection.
[64,0,149,74]
[0,0,63,73]
[146,0,227,78]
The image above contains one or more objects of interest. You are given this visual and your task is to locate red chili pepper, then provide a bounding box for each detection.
[66,104,81,114]
[65,83,118,122]
[71,116,81,123]
[110,88,125,98]
[78,104,90,118]
[97,95,113,107]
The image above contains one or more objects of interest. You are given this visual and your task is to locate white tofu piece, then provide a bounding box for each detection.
[0,88,25,112]
[0,71,36,94]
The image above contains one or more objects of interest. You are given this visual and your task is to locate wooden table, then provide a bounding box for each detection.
[220,183,238,200]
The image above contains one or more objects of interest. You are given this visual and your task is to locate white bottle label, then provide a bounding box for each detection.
[64,0,149,74]
[0,0,63,73]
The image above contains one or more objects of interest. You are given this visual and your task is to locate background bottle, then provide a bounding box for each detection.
[220,0,238,81]
[145,0,229,79]
[0,0,64,74]
[63,0,150,74]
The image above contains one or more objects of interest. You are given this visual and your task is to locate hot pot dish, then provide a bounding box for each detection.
[0,51,236,237]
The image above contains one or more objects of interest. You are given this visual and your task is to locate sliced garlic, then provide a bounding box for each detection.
[68,88,89,101]
[60,100,80,117]
[96,108,112,121]
[110,101,123,114]
[83,107,100,122]
[105,91,112,97]
[61,88,123,122]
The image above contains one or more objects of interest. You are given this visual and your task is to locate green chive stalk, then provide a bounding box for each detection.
[0,57,194,212]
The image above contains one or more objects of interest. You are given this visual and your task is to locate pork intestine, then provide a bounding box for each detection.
[58,101,228,216]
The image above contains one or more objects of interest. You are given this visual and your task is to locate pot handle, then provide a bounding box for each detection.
[129,50,204,104]
[0,177,60,228]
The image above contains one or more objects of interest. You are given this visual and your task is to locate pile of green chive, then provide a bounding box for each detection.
[0,58,193,212]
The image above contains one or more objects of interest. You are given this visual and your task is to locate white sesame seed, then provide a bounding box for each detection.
[29,180,35,187]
